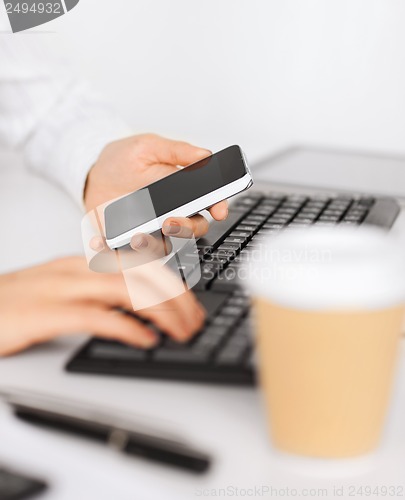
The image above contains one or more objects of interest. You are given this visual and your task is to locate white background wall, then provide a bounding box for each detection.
[14,0,405,163]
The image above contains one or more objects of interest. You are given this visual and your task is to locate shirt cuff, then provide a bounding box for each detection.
[24,79,132,208]
[56,119,132,209]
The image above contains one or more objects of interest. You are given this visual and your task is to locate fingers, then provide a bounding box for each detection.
[86,255,205,342]
[162,214,209,238]
[139,290,205,342]
[50,263,135,311]
[130,232,170,256]
[147,135,211,166]
[130,231,171,260]
[114,232,172,269]
[65,306,159,348]
[38,256,205,347]
[208,200,228,221]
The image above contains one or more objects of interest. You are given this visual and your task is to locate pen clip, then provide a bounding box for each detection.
[108,428,129,451]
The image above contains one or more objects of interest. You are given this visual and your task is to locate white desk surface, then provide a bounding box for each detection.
[1,150,405,500]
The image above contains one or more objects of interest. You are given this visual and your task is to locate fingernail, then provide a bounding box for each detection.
[140,334,158,348]
[163,222,181,235]
[90,237,104,251]
[131,234,148,249]
[174,326,193,342]
[177,332,192,343]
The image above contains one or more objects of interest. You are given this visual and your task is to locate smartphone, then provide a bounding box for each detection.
[104,145,253,249]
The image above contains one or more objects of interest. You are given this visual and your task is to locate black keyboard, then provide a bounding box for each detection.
[66,191,400,385]
[0,467,47,500]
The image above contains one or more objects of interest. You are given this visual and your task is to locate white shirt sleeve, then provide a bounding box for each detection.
[0,36,131,207]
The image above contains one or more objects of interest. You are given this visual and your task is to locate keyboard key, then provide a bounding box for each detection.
[212,315,239,328]
[232,257,247,266]
[259,201,282,210]
[194,262,221,290]
[265,193,285,201]
[332,196,353,203]
[347,207,367,214]
[358,197,375,207]
[223,236,246,246]
[193,326,229,350]
[262,223,284,230]
[215,243,240,252]
[318,215,341,222]
[314,220,336,226]
[294,210,319,218]
[310,195,331,202]
[246,350,257,369]
[197,246,212,258]
[194,291,230,320]
[202,261,222,275]
[162,337,191,349]
[241,217,264,227]
[286,195,308,203]
[293,214,317,222]
[343,215,363,222]
[277,207,298,215]
[197,211,245,251]
[328,199,351,209]
[245,241,266,248]
[232,288,250,297]
[90,343,148,360]
[250,234,271,241]
[236,224,257,233]
[229,334,250,350]
[154,348,211,363]
[257,229,278,237]
[281,202,304,210]
[216,342,247,366]
[288,220,312,227]
[205,254,229,267]
[242,214,267,223]
[322,209,344,217]
[221,306,246,322]
[210,250,237,260]
[305,201,329,210]
[234,326,252,340]
[339,220,359,226]
[228,231,251,240]
[251,207,277,217]
[266,217,290,225]
[227,296,250,307]
[211,276,242,292]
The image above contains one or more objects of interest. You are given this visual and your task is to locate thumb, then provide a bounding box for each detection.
[152,136,211,166]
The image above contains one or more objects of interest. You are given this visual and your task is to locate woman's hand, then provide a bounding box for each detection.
[84,134,228,238]
[0,257,205,357]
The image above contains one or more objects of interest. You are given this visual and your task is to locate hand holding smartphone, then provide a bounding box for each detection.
[104,145,253,249]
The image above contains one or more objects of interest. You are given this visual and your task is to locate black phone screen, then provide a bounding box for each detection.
[104,145,246,240]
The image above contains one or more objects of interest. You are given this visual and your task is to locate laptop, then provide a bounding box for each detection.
[66,147,405,385]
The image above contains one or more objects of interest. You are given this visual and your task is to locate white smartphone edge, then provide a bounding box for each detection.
[106,152,253,250]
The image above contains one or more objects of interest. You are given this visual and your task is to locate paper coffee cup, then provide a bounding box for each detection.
[248,226,405,458]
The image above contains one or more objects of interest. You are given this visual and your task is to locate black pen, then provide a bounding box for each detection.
[1,390,211,474]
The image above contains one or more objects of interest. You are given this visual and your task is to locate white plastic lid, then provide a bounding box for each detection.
[246,226,405,310]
